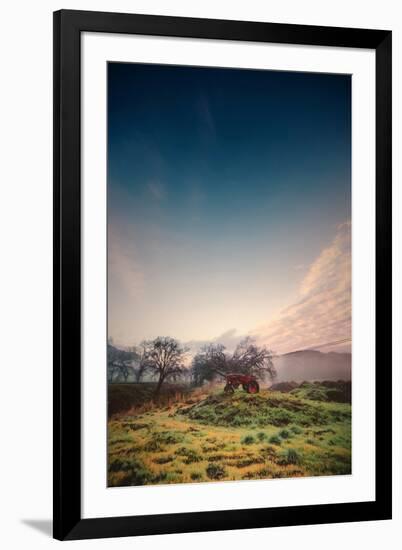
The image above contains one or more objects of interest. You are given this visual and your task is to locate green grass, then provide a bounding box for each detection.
[290,381,351,404]
[178,390,350,428]
[108,384,351,487]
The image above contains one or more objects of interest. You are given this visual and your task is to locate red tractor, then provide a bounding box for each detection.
[223,373,260,394]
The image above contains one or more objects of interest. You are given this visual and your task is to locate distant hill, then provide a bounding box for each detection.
[273,350,351,382]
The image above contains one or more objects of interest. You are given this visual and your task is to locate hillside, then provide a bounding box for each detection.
[270,380,351,403]
[178,389,350,427]
[108,385,351,486]
[108,383,191,417]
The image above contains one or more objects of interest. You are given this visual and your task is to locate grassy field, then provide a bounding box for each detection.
[108,383,351,486]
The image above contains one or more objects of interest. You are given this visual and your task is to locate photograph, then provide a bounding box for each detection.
[107,62,352,488]
[0,1,395,545]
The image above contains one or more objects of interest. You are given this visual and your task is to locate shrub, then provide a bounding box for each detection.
[207,454,226,462]
[268,435,281,445]
[260,445,278,459]
[143,440,164,452]
[122,422,148,431]
[241,434,255,445]
[206,463,227,480]
[257,432,267,441]
[153,455,174,464]
[190,472,202,481]
[267,408,293,426]
[287,449,301,464]
[277,448,302,466]
[278,429,291,439]
[109,458,153,486]
[290,425,302,434]
[174,447,201,464]
[154,431,184,445]
[108,458,132,473]
[234,456,264,468]
[201,445,219,453]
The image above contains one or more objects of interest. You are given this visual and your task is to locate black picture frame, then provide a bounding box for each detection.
[53,9,392,541]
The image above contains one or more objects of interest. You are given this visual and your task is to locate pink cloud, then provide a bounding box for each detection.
[252,222,351,354]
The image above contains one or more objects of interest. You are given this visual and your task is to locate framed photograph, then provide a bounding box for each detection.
[53,10,392,540]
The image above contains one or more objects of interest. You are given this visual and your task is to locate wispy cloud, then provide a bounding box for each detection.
[251,222,351,354]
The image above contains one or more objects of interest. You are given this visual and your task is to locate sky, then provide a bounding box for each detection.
[108,62,351,354]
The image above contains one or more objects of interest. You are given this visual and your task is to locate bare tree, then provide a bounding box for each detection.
[134,342,151,383]
[191,338,276,386]
[107,344,138,383]
[142,336,188,395]
[230,337,276,380]
[191,343,227,386]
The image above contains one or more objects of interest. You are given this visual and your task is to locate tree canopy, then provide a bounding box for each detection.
[191,337,276,386]
[107,344,139,383]
[141,336,189,394]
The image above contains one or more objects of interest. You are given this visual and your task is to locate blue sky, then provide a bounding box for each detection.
[108,63,351,352]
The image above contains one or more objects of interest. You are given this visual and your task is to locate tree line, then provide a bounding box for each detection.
[108,336,276,395]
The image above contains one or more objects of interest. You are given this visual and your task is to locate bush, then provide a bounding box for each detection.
[260,445,278,459]
[287,449,301,464]
[206,463,226,480]
[143,440,164,452]
[122,422,148,431]
[290,425,302,435]
[234,456,264,468]
[269,435,281,445]
[241,434,255,445]
[174,447,201,464]
[108,458,132,473]
[277,448,302,466]
[279,429,291,439]
[191,472,202,481]
[154,431,185,445]
[153,455,174,464]
[266,408,293,426]
[257,432,267,441]
[108,458,153,486]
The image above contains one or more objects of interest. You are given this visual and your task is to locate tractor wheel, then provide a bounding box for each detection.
[246,381,260,394]
[224,384,235,394]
